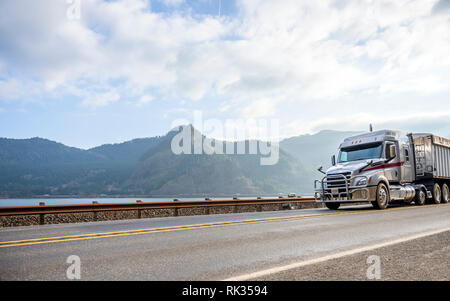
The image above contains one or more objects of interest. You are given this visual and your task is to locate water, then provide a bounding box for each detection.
[0,196,279,207]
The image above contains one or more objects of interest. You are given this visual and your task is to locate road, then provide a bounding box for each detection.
[0,203,449,280]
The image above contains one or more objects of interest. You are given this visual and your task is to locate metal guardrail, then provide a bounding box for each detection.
[0,197,315,217]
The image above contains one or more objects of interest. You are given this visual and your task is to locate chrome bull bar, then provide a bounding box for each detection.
[314,174,370,203]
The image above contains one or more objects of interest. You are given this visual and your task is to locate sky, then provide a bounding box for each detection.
[0,0,450,149]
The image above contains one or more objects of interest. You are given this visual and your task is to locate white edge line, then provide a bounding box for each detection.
[223,226,450,281]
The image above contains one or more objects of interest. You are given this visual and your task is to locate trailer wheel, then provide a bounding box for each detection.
[414,188,426,206]
[442,184,449,204]
[325,202,340,210]
[432,183,441,204]
[372,183,389,209]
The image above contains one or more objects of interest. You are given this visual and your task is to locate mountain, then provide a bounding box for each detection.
[0,136,162,197]
[89,137,162,163]
[280,130,362,172]
[0,128,360,197]
[0,137,104,166]
[124,126,310,195]
[0,138,103,196]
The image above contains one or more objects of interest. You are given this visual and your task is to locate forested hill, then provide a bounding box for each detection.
[0,128,359,197]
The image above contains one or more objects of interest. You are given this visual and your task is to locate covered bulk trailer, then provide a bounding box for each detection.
[411,134,450,179]
[411,134,450,204]
[432,136,450,179]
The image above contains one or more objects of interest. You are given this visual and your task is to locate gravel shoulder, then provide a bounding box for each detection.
[255,230,450,281]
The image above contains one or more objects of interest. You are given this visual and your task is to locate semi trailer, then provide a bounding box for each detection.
[314,129,450,210]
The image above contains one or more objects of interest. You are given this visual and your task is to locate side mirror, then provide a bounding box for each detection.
[386,145,396,160]
[331,155,336,166]
[317,166,326,174]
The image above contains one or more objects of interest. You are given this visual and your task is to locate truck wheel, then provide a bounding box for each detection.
[442,184,449,204]
[372,183,389,210]
[414,189,426,206]
[432,183,441,204]
[325,202,340,210]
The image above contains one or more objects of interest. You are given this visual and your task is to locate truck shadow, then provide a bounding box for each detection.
[336,203,417,211]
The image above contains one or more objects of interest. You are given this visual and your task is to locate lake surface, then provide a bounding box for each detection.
[0,196,280,207]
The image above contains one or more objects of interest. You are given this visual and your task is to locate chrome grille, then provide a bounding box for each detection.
[325,172,351,189]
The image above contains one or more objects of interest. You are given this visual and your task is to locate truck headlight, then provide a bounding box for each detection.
[354,178,367,186]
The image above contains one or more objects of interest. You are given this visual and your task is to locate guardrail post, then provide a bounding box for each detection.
[174,208,179,217]
[279,196,284,210]
[92,201,98,221]
[204,206,210,215]
[233,197,238,213]
[39,202,45,225]
[136,200,142,218]
[257,204,262,212]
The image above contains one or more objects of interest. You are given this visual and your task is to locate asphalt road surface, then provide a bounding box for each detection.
[0,203,449,280]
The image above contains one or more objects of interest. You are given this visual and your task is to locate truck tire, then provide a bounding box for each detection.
[372,183,389,210]
[432,183,441,204]
[442,184,449,204]
[325,202,340,210]
[414,188,426,206]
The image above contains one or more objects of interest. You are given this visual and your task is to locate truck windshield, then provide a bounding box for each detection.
[338,143,383,163]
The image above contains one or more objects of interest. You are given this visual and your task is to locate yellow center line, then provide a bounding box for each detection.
[0,203,447,248]
[0,212,345,246]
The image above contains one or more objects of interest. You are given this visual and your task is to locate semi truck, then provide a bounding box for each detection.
[314,129,450,210]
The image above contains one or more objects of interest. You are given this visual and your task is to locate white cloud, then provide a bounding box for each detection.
[0,0,231,106]
[137,94,154,106]
[160,0,185,7]
[0,0,449,135]
[283,112,450,139]
[0,78,42,101]
[82,91,120,108]
[433,0,450,13]
[241,98,276,119]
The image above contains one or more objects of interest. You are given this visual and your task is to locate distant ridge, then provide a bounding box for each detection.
[0,137,104,165]
[124,125,310,195]
[0,128,361,197]
[89,136,163,163]
[280,130,362,171]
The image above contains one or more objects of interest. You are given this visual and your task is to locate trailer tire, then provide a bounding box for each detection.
[372,183,389,210]
[442,184,449,204]
[414,188,426,206]
[432,183,442,204]
[325,202,340,210]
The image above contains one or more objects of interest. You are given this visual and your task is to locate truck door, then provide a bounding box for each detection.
[385,141,400,182]
[401,143,414,183]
